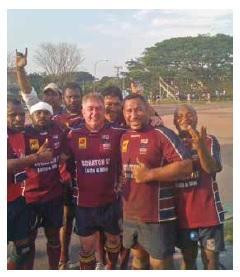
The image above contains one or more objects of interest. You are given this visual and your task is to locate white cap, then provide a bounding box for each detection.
[30,101,53,115]
[43,83,61,94]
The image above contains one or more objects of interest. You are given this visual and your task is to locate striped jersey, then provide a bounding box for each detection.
[175,134,224,228]
[121,125,190,223]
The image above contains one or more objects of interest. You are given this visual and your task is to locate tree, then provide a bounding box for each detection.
[28,73,46,95]
[34,42,84,87]
[125,34,233,98]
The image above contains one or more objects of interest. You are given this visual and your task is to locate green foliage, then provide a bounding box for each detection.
[224,218,233,243]
[95,76,122,93]
[126,34,233,98]
[28,71,95,95]
[29,73,45,94]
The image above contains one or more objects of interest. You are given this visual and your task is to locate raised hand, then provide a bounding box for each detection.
[16,47,28,69]
[187,125,207,151]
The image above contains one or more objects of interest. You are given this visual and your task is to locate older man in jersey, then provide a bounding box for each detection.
[7,98,53,270]
[133,104,225,270]
[65,93,124,270]
[121,94,192,270]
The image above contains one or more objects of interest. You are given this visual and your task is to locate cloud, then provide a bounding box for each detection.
[149,10,232,37]
[132,9,153,20]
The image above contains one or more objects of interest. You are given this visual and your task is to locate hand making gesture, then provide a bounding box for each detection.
[16,47,28,69]
[187,125,207,151]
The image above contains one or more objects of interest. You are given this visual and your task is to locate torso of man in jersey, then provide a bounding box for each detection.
[121,125,189,223]
[52,111,84,182]
[67,124,125,207]
[7,129,26,202]
[23,122,66,203]
[175,135,224,229]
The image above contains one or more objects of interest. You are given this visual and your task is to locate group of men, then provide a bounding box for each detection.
[7,48,225,270]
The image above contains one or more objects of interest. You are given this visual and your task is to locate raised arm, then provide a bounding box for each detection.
[188,126,222,174]
[15,48,32,94]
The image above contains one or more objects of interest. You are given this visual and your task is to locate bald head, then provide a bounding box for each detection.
[174,104,198,133]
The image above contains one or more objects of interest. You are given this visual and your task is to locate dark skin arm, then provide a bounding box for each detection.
[8,139,53,173]
[188,126,222,174]
[15,48,32,94]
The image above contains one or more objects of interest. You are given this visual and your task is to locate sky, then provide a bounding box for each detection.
[7,9,233,78]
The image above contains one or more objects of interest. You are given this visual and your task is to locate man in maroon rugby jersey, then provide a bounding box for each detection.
[121,94,192,270]
[15,49,83,269]
[173,105,224,270]
[22,101,67,269]
[7,98,53,270]
[65,93,124,270]
[52,81,83,269]
[94,86,130,270]
[133,104,225,270]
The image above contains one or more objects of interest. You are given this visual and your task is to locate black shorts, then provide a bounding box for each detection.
[176,224,225,252]
[75,201,121,236]
[8,197,34,242]
[29,198,64,229]
[123,220,176,259]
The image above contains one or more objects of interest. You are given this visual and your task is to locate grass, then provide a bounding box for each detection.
[224,217,233,243]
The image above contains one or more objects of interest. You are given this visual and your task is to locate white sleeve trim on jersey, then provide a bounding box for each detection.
[207,135,222,167]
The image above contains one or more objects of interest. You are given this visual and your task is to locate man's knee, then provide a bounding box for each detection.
[45,229,60,247]
[201,248,219,269]
[131,246,149,269]
[79,242,96,270]
[105,234,121,253]
[132,254,149,269]
[181,246,198,269]
[150,255,173,270]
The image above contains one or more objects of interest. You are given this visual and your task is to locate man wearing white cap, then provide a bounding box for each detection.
[21,101,67,269]
[16,48,64,115]
[16,49,82,269]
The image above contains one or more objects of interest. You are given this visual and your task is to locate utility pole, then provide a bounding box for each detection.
[93,59,108,92]
[114,65,123,88]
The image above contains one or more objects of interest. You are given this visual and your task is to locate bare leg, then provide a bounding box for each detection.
[131,244,150,270]
[79,233,97,270]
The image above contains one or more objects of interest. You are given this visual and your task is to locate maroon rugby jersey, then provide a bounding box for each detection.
[7,130,26,202]
[175,135,224,228]
[67,124,125,207]
[23,123,66,203]
[53,112,83,183]
[121,125,190,223]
